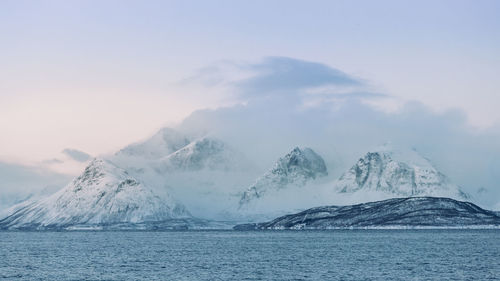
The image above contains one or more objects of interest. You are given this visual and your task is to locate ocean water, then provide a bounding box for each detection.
[1,230,499,280]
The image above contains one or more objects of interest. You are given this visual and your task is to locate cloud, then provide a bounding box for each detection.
[182,57,385,107]
[0,161,72,212]
[0,151,89,213]
[236,57,362,97]
[62,148,91,162]
[176,57,500,209]
[42,158,64,164]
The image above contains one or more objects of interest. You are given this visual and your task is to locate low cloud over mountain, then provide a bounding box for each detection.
[177,57,500,208]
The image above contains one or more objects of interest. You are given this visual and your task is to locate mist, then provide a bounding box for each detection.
[0,161,72,214]
[173,57,500,209]
[1,56,499,217]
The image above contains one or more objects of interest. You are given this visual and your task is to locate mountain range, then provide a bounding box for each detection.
[0,127,492,230]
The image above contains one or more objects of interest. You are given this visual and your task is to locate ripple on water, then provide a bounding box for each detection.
[0,230,499,280]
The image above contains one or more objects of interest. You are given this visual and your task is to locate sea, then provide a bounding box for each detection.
[1,230,499,280]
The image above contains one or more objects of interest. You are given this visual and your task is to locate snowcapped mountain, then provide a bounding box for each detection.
[239,147,328,209]
[116,127,191,160]
[110,129,258,220]
[157,136,251,172]
[334,144,468,200]
[235,197,500,230]
[111,127,252,175]
[0,158,190,230]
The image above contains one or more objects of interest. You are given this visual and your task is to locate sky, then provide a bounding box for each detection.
[1,0,499,166]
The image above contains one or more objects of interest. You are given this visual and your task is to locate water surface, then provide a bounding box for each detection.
[1,230,499,280]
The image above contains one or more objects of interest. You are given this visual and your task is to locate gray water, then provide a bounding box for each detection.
[1,230,499,280]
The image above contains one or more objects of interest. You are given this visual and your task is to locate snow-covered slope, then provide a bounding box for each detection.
[239,147,328,209]
[0,158,190,230]
[334,145,468,200]
[235,197,500,230]
[157,137,251,172]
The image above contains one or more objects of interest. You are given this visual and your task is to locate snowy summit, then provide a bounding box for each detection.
[334,144,468,200]
[239,147,328,208]
[0,158,189,230]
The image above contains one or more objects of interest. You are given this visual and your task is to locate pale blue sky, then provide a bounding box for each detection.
[1,0,500,163]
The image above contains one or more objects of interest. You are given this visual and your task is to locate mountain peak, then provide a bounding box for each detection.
[372,143,434,168]
[158,136,251,172]
[239,147,327,208]
[115,127,190,160]
[270,146,327,178]
[334,146,468,199]
[0,158,190,230]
